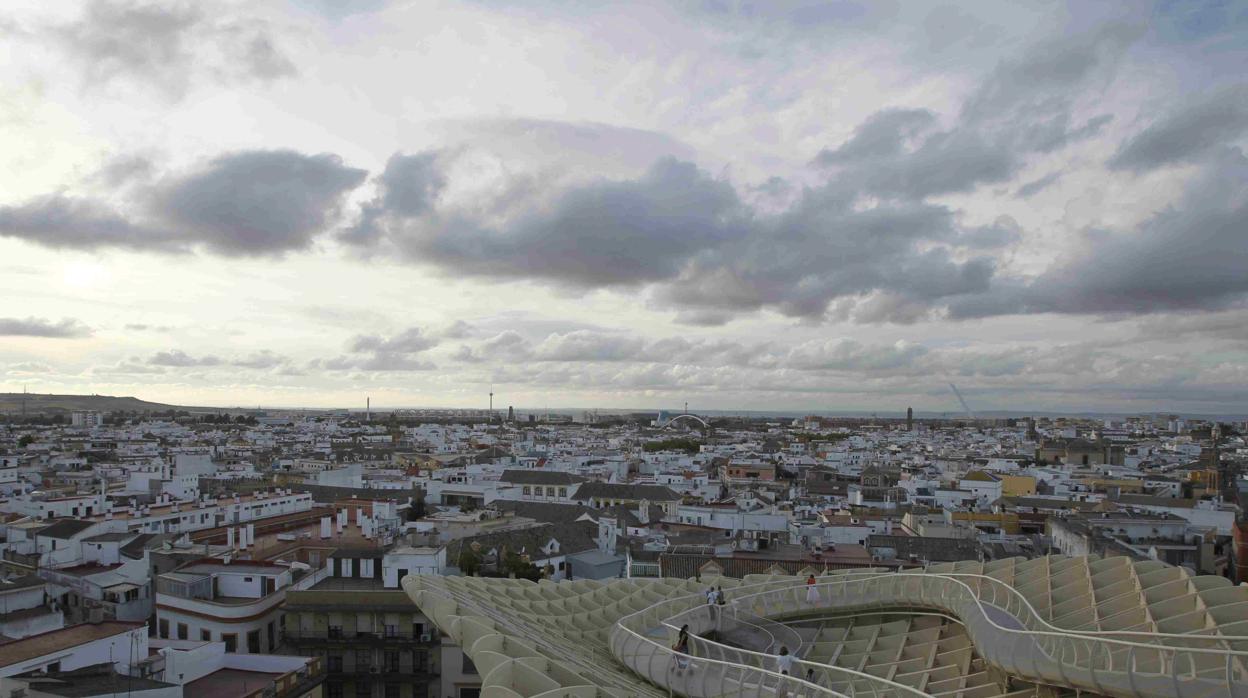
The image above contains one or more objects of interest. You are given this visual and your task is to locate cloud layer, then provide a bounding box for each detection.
[3,1,1248,412]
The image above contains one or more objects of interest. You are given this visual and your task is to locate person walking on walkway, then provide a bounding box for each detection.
[775,645,795,698]
[672,624,692,675]
[805,573,819,605]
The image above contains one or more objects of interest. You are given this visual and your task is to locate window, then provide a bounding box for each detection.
[355,682,371,698]
[412,622,424,638]
[158,619,169,639]
[177,623,188,640]
[222,634,237,653]
[545,486,555,496]
[385,684,401,698]
[384,624,398,638]
[247,629,260,653]
[558,487,566,497]
[384,649,400,672]
[522,486,531,496]
[328,625,343,638]
[327,683,344,698]
[327,654,343,672]
[201,629,211,641]
[461,653,477,674]
[356,649,372,669]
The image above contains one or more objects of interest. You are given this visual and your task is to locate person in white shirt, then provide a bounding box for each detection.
[775,646,795,698]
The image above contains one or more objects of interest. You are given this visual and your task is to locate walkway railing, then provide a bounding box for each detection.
[609,572,1248,698]
[611,580,932,698]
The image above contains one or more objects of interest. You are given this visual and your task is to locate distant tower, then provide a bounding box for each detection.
[906,407,913,431]
[366,397,371,422]
[489,392,494,421]
[1027,417,1038,441]
[508,405,514,422]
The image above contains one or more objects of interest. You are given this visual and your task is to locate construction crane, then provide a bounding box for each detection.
[948,383,975,419]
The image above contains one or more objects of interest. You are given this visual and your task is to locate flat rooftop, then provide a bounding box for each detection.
[185,668,281,698]
[0,622,143,669]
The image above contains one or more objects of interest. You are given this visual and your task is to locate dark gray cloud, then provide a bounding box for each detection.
[952,148,1248,318]
[1109,86,1248,172]
[342,152,446,247]
[809,26,1139,207]
[0,150,366,256]
[815,111,1015,199]
[366,157,749,288]
[0,195,172,252]
[349,143,997,323]
[0,317,92,338]
[814,109,936,165]
[962,23,1141,123]
[150,150,367,256]
[124,323,173,332]
[654,191,990,322]
[48,1,296,99]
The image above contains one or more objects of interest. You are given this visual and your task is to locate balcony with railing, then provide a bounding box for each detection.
[283,629,437,645]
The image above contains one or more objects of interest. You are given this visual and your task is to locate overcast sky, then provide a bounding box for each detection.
[2,0,1247,414]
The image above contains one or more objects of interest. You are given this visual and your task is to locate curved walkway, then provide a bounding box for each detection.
[609,572,1248,698]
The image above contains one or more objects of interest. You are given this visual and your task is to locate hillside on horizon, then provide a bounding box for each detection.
[0,392,183,414]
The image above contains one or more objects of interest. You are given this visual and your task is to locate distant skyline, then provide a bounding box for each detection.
[2,1,1248,413]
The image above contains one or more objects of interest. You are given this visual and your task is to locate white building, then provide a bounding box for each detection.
[155,560,303,654]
